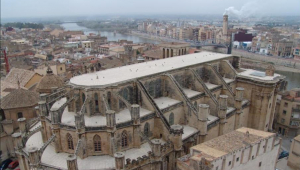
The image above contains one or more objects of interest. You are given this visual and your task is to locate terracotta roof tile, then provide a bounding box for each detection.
[1,88,39,109]
[4,68,36,87]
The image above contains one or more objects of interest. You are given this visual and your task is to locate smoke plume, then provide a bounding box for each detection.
[224,1,259,18]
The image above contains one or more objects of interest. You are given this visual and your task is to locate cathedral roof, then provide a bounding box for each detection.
[70,52,232,87]
[1,88,39,109]
[37,66,64,92]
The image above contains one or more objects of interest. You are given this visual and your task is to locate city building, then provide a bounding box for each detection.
[0,88,39,161]
[0,88,39,129]
[177,127,281,170]
[64,42,80,48]
[198,26,214,42]
[81,41,93,49]
[12,51,284,170]
[158,42,190,58]
[270,38,293,57]
[215,15,231,45]
[293,46,300,61]
[275,88,300,137]
[1,68,43,97]
[287,135,300,169]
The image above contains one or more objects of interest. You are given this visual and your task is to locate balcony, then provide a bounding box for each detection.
[292,108,300,113]
[289,121,300,128]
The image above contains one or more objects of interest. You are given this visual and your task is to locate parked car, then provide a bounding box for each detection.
[8,161,19,169]
[14,169,20,170]
[278,151,289,159]
[0,159,12,170]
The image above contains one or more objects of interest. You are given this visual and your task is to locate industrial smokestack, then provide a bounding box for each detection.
[223,15,228,36]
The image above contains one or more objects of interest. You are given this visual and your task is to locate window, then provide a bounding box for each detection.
[169,112,174,125]
[194,101,198,111]
[60,67,62,71]
[236,157,239,162]
[155,79,162,98]
[49,127,52,136]
[144,123,150,137]
[284,102,288,107]
[0,110,5,121]
[94,93,99,112]
[17,112,23,119]
[93,135,101,152]
[107,92,111,108]
[148,81,155,98]
[259,162,262,167]
[121,131,128,147]
[67,133,74,150]
[82,93,86,103]
[228,161,231,166]
[281,118,285,123]
[216,167,219,170]
[252,156,254,160]
[283,110,287,115]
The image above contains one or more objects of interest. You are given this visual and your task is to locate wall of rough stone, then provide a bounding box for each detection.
[206,124,219,141]
[4,107,37,129]
[224,115,236,134]
[239,107,250,128]
[85,132,110,156]
[60,129,78,154]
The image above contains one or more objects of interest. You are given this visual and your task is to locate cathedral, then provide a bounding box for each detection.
[10,51,285,170]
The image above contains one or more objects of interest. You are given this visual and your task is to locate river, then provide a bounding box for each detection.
[61,23,160,44]
[61,23,300,91]
[275,70,300,91]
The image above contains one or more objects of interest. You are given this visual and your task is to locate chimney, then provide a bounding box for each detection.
[223,15,228,36]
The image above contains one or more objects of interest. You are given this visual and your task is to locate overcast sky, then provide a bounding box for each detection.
[1,0,300,19]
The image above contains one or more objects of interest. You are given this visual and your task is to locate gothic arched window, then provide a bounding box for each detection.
[144,122,150,137]
[194,101,198,111]
[148,81,155,98]
[167,49,170,58]
[82,93,86,103]
[169,112,174,125]
[94,93,99,112]
[155,79,162,98]
[121,131,128,147]
[107,92,111,108]
[67,133,74,150]
[93,135,101,152]
[123,88,129,101]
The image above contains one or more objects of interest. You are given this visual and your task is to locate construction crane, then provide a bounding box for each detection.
[1,48,10,73]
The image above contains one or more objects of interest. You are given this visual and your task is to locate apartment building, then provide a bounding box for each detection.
[275,88,300,137]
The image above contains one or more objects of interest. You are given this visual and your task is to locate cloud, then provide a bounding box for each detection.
[223,1,260,18]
